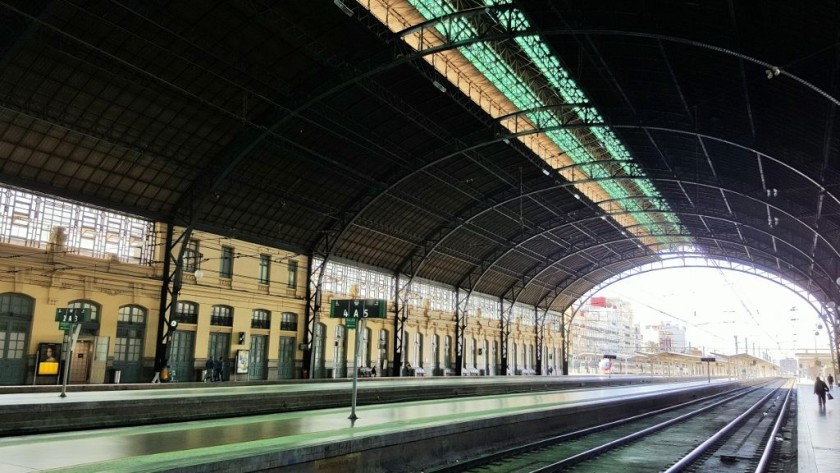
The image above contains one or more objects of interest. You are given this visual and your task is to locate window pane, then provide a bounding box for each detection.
[184,240,200,273]
[211,305,233,326]
[259,254,270,284]
[280,312,297,331]
[287,261,297,288]
[251,309,270,329]
[220,246,234,278]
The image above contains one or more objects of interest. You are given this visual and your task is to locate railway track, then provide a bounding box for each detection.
[432,379,792,473]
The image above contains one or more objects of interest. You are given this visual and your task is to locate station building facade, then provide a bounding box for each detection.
[0,187,563,385]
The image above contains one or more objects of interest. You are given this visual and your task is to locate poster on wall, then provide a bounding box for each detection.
[37,343,61,376]
[236,349,249,374]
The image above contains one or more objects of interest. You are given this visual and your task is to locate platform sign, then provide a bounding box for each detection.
[701,357,716,362]
[346,317,357,329]
[330,299,386,319]
[55,308,91,323]
[603,354,617,359]
[59,321,73,331]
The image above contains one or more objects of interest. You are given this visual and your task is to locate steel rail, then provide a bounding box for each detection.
[533,384,778,472]
[663,383,787,472]
[754,381,795,473]
[428,383,754,473]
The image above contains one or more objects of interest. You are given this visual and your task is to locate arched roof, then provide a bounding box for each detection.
[1,1,839,312]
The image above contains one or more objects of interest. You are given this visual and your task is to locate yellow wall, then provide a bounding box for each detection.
[3,222,559,385]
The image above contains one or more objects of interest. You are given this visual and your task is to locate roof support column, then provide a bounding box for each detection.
[154,223,193,379]
[500,297,512,376]
[303,256,327,378]
[535,306,545,375]
[392,274,409,376]
[454,289,469,376]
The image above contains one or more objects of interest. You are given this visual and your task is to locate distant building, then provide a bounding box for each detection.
[778,357,797,376]
[645,322,688,353]
[570,297,641,359]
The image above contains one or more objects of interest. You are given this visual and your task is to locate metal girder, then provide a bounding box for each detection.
[573,259,828,320]
[397,4,521,40]
[454,288,471,375]
[392,273,411,377]
[500,124,840,211]
[394,16,840,109]
[302,253,327,379]
[453,183,839,320]
[386,122,840,312]
[562,257,834,374]
[154,223,193,375]
[542,241,838,316]
[535,305,545,375]
[499,296,513,376]
[538,229,835,301]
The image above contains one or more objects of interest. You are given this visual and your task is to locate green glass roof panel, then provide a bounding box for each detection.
[408,0,686,246]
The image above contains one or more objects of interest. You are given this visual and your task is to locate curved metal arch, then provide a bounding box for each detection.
[540,244,836,314]
[171,6,840,282]
[499,123,840,210]
[588,192,840,259]
[209,8,840,304]
[456,179,839,313]
[535,230,832,302]
[408,124,837,304]
[573,260,825,319]
[397,14,839,108]
[512,214,833,299]
[453,122,838,291]
[465,208,824,327]
[165,3,836,289]
[556,257,830,374]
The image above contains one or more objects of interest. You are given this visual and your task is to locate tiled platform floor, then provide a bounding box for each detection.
[798,378,840,473]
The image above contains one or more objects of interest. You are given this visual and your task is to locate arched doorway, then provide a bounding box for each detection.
[0,293,33,385]
[113,305,146,382]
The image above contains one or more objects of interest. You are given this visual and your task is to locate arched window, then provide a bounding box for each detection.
[210,305,233,326]
[280,312,297,331]
[174,301,198,324]
[68,300,100,321]
[251,309,270,329]
[115,305,145,362]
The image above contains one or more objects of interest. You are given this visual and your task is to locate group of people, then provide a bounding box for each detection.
[814,374,836,408]
[204,356,225,382]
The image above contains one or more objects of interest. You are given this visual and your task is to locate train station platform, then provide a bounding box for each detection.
[0,375,673,436]
[798,379,840,473]
[0,377,743,472]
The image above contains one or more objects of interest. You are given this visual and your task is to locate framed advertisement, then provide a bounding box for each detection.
[236,349,249,374]
[37,343,61,376]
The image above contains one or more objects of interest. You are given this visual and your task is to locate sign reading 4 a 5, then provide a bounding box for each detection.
[329,299,386,319]
[54,308,91,323]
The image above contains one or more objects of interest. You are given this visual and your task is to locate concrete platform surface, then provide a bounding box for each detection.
[0,379,728,472]
[798,379,840,473]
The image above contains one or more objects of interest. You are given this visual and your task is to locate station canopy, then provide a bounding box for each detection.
[1,1,839,313]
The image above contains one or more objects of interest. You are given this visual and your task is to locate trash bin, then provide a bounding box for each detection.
[107,368,121,384]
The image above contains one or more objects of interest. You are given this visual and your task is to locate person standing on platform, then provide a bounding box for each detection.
[371,365,376,377]
[829,374,835,390]
[815,376,829,408]
[204,357,214,382]
[214,356,224,382]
